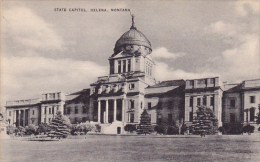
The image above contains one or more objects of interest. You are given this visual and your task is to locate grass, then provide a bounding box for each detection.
[1,135,260,162]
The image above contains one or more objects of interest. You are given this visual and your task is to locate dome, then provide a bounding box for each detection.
[114,16,152,53]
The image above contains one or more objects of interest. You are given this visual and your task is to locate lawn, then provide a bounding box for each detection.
[1,135,260,162]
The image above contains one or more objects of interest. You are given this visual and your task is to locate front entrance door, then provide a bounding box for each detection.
[117,127,121,134]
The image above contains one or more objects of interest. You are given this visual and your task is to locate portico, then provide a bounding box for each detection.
[97,98,125,124]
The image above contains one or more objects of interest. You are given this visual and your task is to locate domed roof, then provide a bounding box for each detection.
[114,16,152,52]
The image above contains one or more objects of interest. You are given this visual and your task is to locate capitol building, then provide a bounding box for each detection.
[5,16,260,134]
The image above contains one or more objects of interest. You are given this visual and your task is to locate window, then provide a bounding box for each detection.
[49,118,51,122]
[67,107,71,114]
[148,102,152,109]
[250,96,255,103]
[189,112,193,122]
[127,59,131,72]
[168,114,173,124]
[44,118,46,123]
[210,96,214,106]
[203,96,207,106]
[230,99,235,107]
[250,108,255,121]
[32,110,35,115]
[44,107,47,114]
[197,98,201,106]
[57,106,59,111]
[130,114,134,123]
[230,113,235,123]
[118,60,121,73]
[130,100,134,109]
[158,102,162,109]
[75,106,78,114]
[197,79,205,84]
[123,60,126,73]
[52,106,54,114]
[189,80,194,86]
[9,111,11,116]
[157,114,162,125]
[141,102,142,109]
[189,97,193,107]
[129,83,135,90]
[209,78,215,84]
[168,101,173,109]
[49,108,52,114]
[83,107,87,113]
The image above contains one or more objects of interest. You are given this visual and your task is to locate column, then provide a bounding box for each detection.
[23,110,26,126]
[18,110,21,126]
[114,99,117,121]
[105,99,109,123]
[98,100,101,123]
[13,110,16,126]
[122,99,125,122]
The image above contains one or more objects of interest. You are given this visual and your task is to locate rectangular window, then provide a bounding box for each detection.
[118,60,121,73]
[49,108,52,114]
[67,108,71,114]
[250,96,255,103]
[44,118,46,123]
[57,105,59,111]
[158,102,162,109]
[49,118,51,122]
[75,107,78,114]
[123,60,126,73]
[210,78,215,84]
[250,108,255,121]
[197,79,205,84]
[130,114,134,123]
[230,113,235,123]
[157,114,162,125]
[148,102,152,109]
[168,114,173,124]
[83,107,87,113]
[230,99,235,107]
[127,59,131,72]
[129,83,135,90]
[44,107,47,114]
[130,100,134,109]
[168,101,173,109]
[210,96,214,106]
[189,80,194,86]
[9,111,11,116]
[203,96,207,106]
[189,112,193,122]
[52,106,54,114]
[32,110,35,115]
[189,97,193,107]
[197,98,201,106]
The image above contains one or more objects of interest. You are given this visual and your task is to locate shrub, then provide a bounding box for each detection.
[74,122,95,135]
[37,123,51,134]
[218,126,225,134]
[16,126,26,136]
[223,123,243,134]
[124,124,137,133]
[181,124,188,134]
[154,125,166,134]
[25,124,38,135]
[167,126,178,135]
[242,125,255,134]
[6,125,17,135]
[258,127,260,131]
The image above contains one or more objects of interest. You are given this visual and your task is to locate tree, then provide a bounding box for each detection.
[176,118,184,135]
[192,106,218,136]
[137,109,153,135]
[242,124,255,134]
[47,111,71,138]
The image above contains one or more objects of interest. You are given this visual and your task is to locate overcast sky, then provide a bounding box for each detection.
[1,0,260,110]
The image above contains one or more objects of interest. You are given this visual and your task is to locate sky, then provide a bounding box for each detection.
[1,0,260,111]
